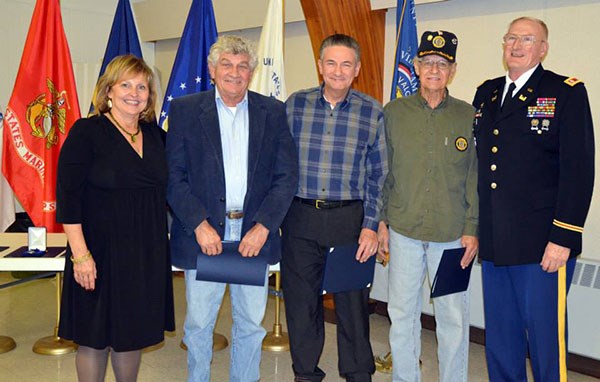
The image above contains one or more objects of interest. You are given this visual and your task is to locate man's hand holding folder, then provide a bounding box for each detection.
[322,243,376,294]
[194,220,222,255]
[460,235,478,269]
[194,220,269,258]
[430,247,475,298]
[238,223,269,258]
[195,241,270,286]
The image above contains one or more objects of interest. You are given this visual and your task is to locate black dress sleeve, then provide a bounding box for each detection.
[56,118,95,224]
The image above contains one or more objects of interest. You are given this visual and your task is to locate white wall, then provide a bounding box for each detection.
[133,0,445,42]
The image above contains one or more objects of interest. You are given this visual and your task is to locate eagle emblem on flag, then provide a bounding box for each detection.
[26,78,69,149]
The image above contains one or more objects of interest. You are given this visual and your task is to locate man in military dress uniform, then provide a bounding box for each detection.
[473,17,594,382]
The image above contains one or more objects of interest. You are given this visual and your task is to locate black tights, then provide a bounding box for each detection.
[76,345,142,382]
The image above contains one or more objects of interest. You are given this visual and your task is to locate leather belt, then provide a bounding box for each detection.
[226,210,244,219]
[295,197,356,209]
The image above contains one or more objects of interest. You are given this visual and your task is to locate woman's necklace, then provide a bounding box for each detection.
[108,111,141,143]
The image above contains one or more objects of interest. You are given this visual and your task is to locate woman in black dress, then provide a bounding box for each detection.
[56,55,175,381]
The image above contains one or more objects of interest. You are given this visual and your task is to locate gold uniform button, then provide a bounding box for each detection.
[491,146,498,153]
[493,129,499,135]
[491,182,497,189]
[491,164,497,171]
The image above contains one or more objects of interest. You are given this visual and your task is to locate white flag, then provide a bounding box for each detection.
[0,107,16,232]
[249,0,286,101]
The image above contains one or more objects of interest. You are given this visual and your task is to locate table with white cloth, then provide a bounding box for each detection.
[0,232,67,272]
[0,232,69,354]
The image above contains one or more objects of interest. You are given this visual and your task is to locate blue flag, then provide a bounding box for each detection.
[91,0,143,114]
[159,0,218,130]
[390,0,419,100]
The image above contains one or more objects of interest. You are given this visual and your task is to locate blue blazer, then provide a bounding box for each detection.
[166,89,298,269]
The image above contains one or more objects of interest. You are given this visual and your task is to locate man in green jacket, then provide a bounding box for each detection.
[377,30,478,382]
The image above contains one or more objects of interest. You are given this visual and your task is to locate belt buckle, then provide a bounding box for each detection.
[226,210,244,219]
[315,199,326,209]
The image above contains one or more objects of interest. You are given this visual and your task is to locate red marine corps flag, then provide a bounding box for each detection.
[1,0,80,232]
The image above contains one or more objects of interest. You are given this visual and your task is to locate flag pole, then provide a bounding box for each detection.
[32,272,78,355]
[262,266,290,352]
[262,0,290,353]
[38,0,73,355]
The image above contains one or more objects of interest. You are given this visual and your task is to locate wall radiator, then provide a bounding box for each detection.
[425,259,600,360]
[371,257,600,360]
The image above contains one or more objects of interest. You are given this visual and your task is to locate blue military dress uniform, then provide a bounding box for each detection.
[473,64,594,381]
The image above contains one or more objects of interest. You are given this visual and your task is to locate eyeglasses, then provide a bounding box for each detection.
[418,59,451,70]
[503,34,545,47]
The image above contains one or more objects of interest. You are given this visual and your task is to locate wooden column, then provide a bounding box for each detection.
[300,0,386,102]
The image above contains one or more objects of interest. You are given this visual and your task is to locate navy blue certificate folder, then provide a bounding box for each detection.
[430,247,473,298]
[195,241,268,286]
[321,244,376,294]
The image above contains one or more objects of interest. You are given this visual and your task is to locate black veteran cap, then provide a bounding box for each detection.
[417,30,458,62]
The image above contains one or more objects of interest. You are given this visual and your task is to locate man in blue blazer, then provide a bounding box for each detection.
[166,35,298,382]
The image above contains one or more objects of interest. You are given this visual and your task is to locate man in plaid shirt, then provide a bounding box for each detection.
[281,34,388,382]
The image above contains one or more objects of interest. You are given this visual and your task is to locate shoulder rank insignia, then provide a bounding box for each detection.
[564,77,583,87]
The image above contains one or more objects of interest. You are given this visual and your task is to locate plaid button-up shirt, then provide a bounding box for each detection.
[286,86,388,231]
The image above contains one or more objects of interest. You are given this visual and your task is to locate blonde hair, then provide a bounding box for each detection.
[92,55,157,122]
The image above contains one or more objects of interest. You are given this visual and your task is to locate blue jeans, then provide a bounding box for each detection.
[183,215,268,382]
[224,216,243,242]
[387,229,469,382]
